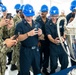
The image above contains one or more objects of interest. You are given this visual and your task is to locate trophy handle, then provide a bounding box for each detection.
[57,16,76,62]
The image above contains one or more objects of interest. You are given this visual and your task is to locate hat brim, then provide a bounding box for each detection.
[23,12,35,17]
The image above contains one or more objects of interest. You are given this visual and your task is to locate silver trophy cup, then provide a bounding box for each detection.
[57,14,76,62]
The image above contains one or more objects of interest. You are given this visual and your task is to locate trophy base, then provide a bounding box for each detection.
[67,68,76,75]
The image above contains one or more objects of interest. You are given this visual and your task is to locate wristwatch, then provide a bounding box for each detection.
[26,33,29,37]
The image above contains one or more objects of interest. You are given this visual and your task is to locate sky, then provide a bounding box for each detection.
[1,0,74,16]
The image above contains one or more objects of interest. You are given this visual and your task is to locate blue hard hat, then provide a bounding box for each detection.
[70,1,76,11]
[70,6,76,11]
[50,6,59,15]
[22,4,35,17]
[1,5,7,12]
[14,4,21,10]
[40,5,48,12]
[71,1,76,6]
[0,4,2,7]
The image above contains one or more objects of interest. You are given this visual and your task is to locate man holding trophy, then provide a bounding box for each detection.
[45,6,68,74]
[66,0,76,66]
